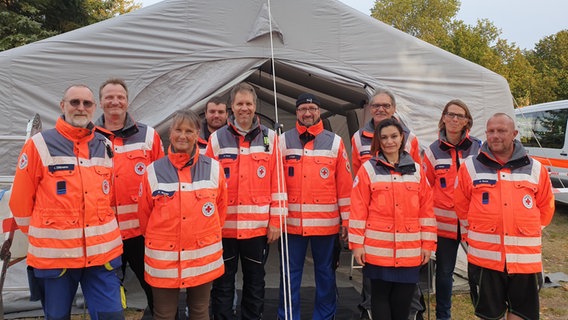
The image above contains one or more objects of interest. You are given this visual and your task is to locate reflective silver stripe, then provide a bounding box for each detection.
[114,142,149,153]
[181,255,224,278]
[349,219,366,229]
[437,222,456,232]
[469,246,501,261]
[79,157,113,168]
[145,265,178,279]
[288,203,338,212]
[501,161,541,184]
[14,216,30,226]
[468,230,501,244]
[364,246,393,257]
[338,198,350,206]
[270,207,287,216]
[146,248,179,261]
[218,147,239,154]
[29,225,83,239]
[286,217,339,227]
[281,148,303,157]
[349,233,364,244]
[85,218,120,238]
[366,230,395,242]
[286,218,301,226]
[420,217,437,227]
[118,219,140,230]
[434,207,457,219]
[180,242,223,260]
[504,235,542,246]
[154,182,178,192]
[28,243,84,258]
[227,205,270,214]
[341,212,349,220]
[459,219,469,228]
[465,160,497,181]
[505,253,542,264]
[421,232,437,241]
[223,220,268,229]
[86,235,122,257]
[116,204,138,215]
[272,192,288,201]
[394,232,421,242]
[396,248,421,258]
[32,135,76,166]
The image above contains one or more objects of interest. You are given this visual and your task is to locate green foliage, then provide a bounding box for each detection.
[0,0,140,51]
[370,0,566,107]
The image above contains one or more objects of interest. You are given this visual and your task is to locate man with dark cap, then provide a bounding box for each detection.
[277,93,352,319]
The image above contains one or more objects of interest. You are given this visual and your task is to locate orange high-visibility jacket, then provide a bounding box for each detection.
[205,118,287,239]
[9,118,123,269]
[351,118,421,175]
[454,141,555,274]
[349,152,436,268]
[423,130,481,240]
[138,148,227,288]
[95,114,164,241]
[279,121,352,236]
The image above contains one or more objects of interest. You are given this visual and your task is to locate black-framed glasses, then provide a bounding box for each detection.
[297,106,319,113]
[369,103,392,110]
[444,112,467,120]
[66,99,95,108]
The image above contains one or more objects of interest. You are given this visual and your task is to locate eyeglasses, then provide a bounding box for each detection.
[369,103,392,110]
[66,99,95,108]
[444,112,467,120]
[297,106,319,113]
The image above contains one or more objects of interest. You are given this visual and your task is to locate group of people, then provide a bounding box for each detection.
[8,79,555,320]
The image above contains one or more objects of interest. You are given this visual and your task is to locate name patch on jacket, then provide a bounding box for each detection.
[219,153,237,160]
[48,164,75,173]
[435,164,451,170]
[286,155,301,161]
[473,179,497,186]
[152,190,175,197]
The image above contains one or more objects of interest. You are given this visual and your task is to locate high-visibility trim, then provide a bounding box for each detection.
[272,192,288,201]
[29,225,83,239]
[113,142,149,153]
[116,204,138,214]
[145,265,178,279]
[420,217,437,226]
[421,232,438,242]
[365,246,394,257]
[118,219,140,230]
[366,230,395,242]
[181,256,224,278]
[286,217,339,227]
[270,207,287,216]
[434,208,457,219]
[505,253,542,264]
[86,235,122,257]
[85,219,121,237]
[288,203,338,212]
[338,198,350,206]
[437,221,456,232]
[78,157,113,168]
[394,232,421,242]
[223,220,269,229]
[217,147,239,155]
[180,242,223,260]
[468,229,501,244]
[349,219,366,229]
[504,235,542,246]
[226,205,270,214]
[28,243,84,258]
[146,248,178,261]
[349,233,364,244]
[14,216,30,226]
[395,248,422,258]
[469,246,501,261]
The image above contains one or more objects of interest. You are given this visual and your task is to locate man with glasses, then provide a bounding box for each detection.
[95,78,164,318]
[10,85,124,320]
[350,88,422,320]
[277,93,352,319]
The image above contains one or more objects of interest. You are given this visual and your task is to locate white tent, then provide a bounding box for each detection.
[0,0,514,182]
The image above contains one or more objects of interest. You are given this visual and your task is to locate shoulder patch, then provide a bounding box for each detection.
[18,153,28,170]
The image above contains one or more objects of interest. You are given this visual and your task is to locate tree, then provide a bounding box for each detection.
[0,0,140,51]
[528,30,568,103]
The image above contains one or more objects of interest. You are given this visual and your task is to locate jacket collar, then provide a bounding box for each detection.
[56,116,95,142]
[476,140,530,170]
[374,151,416,174]
[227,115,262,142]
[438,129,473,151]
[167,145,198,169]
[94,112,139,138]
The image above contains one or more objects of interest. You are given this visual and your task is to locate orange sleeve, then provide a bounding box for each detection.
[336,139,353,227]
[151,130,165,161]
[536,163,555,228]
[348,165,371,250]
[137,171,154,235]
[216,164,228,228]
[269,134,287,228]
[454,164,472,241]
[418,170,436,252]
[350,134,361,177]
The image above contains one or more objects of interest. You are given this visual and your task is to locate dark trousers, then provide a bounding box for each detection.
[152,282,212,320]
[122,235,153,312]
[370,279,416,320]
[434,236,460,320]
[212,236,268,320]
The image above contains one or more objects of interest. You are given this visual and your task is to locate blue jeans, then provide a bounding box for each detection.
[435,236,460,320]
[278,234,337,320]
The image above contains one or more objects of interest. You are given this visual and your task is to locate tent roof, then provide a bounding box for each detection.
[0,0,514,179]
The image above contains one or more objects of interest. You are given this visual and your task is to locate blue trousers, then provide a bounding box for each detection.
[33,256,124,320]
[278,234,337,320]
[435,236,460,320]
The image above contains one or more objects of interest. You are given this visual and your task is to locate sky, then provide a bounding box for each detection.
[140,0,567,50]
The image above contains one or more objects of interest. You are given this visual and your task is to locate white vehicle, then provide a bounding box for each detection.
[515,100,568,203]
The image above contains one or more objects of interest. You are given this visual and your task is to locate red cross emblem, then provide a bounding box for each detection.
[522,194,533,209]
[320,167,330,179]
[257,165,266,178]
[102,179,110,195]
[134,162,146,175]
[18,153,28,169]
[202,202,215,217]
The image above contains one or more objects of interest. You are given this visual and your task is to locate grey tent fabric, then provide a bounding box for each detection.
[0,0,513,180]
